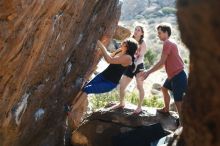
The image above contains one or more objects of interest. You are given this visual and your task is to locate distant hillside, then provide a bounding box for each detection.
[119,0,189,67]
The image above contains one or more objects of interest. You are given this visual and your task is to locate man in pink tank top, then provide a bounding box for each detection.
[138,23,187,125]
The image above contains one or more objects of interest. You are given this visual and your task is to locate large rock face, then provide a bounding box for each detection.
[177,0,220,145]
[0,0,121,146]
[71,106,178,146]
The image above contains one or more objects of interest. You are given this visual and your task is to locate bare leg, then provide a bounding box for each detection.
[112,75,132,109]
[175,101,182,115]
[134,76,145,113]
[161,87,170,112]
[175,101,182,126]
[119,75,132,105]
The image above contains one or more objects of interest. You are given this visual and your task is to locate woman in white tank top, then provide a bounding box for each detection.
[112,25,147,114]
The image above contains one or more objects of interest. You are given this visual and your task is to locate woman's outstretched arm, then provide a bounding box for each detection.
[97,40,131,65]
[97,40,111,62]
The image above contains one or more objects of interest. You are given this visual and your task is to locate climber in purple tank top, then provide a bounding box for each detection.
[69,37,138,128]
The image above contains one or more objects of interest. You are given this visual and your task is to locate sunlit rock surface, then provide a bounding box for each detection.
[72,105,178,146]
[113,25,131,41]
[0,0,121,145]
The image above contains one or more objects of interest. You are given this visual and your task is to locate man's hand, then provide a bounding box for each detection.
[137,70,150,81]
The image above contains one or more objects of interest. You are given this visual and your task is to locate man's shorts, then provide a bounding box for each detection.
[163,70,187,102]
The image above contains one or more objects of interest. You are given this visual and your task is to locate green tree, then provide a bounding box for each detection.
[144,49,157,68]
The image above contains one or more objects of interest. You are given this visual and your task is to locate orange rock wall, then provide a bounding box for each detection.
[0,0,121,145]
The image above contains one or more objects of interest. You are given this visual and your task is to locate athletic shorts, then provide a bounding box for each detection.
[83,73,117,94]
[163,70,187,102]
[123,63,144,78]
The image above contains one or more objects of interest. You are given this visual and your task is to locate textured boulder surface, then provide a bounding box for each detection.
[71,106,178,146]
[113,25,131,41]
[0,0,121,146]
[177,0,220,145]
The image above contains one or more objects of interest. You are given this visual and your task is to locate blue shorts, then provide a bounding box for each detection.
[83,73,117,94]
[163,70,187,102]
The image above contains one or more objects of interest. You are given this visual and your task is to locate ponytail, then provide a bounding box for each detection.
[124,38,138,72]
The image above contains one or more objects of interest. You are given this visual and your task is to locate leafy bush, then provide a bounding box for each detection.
[89,90,119,110]
[89,90,164,110]
[144,49,157,68]
[143,95,164,108]
[125,91,164,108]
[147,12,163,18]
[184,58,188,64]
[135,15,144,20]
[161,7,177,15]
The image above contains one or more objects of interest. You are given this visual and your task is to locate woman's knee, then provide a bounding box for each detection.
[120,77,131,90]
[119,83,127,91]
